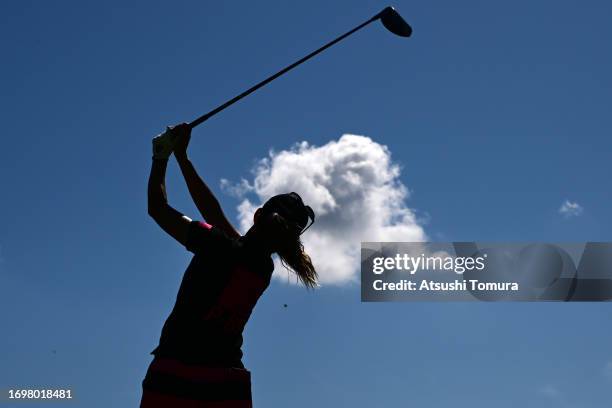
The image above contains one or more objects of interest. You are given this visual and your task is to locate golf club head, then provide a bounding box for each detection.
[379,6,412,37]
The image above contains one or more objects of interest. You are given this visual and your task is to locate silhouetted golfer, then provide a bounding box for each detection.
[141,124,317,407]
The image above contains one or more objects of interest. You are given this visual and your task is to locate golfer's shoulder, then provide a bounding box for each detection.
[185,220,234,253]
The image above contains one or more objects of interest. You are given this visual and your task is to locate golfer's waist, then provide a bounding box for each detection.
[152,346,244,368]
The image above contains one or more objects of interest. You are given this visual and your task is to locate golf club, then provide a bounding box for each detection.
[188,6,411,129]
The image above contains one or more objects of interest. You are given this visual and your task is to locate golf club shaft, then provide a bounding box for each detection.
[188,13,381,129]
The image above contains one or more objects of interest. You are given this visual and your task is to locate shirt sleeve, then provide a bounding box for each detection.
[185,221,231,254]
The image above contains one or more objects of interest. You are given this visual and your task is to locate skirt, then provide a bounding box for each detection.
[140,357,253,408]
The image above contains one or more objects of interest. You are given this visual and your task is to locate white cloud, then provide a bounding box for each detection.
[220,178,253,198]
[227,134,427,285]
[559,200,583,218]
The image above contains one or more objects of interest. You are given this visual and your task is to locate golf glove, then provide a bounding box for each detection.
[152,127,178,160]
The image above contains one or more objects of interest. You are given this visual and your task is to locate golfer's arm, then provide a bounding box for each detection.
[147,158,191,245]
[175,154,240,239]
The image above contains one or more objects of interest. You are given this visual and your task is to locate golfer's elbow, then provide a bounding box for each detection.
[148,204,158,219]
[147,197,166,220]
[148,205,160,221]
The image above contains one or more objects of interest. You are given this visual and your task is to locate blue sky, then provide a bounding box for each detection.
[1,0,611,407]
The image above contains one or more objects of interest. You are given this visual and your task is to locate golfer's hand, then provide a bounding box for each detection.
[171,123,192,159]
[152,127,178,160]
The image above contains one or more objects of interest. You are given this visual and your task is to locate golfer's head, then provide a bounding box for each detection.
[254,192,318,288]
[256,192,314,235]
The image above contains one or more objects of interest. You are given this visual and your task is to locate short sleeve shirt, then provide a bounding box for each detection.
[151,221,274,368]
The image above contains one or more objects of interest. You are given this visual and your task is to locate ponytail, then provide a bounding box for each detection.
[267,213,318,289]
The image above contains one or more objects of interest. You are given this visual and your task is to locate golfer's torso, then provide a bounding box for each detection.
[152,238,273,367]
